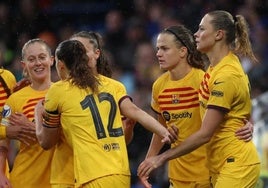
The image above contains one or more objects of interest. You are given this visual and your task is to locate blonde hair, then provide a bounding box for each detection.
[208,10,258,63]
[21,38,52,60]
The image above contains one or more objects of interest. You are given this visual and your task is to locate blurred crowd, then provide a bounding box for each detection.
[0,0,268,187]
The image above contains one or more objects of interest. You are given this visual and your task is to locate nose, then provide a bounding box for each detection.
[156,50,161,57]
[194,31,198,39]
[35,58,43,65]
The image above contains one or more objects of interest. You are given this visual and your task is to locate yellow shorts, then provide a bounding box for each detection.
[211,163,260,188]
[169,178,211,188]
[78,174,130,188]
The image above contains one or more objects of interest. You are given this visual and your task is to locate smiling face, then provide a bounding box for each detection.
[22,42,53,82]
[156,33,183,71]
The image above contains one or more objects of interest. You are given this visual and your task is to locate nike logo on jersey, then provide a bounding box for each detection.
[214,80,224,85]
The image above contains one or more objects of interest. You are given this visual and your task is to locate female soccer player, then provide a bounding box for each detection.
[35,39,177,187]
[138,10,260,188]
[0,38,54,187]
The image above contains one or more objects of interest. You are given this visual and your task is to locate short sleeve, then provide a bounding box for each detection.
[151,81,160,113]
[44,83,62,114]
[207,73,237,111]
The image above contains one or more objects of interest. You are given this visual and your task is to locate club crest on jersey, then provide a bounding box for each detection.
[171,94,179,104]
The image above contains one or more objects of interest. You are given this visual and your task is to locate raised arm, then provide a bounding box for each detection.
[119,97,177,145]
[146,115,167,158]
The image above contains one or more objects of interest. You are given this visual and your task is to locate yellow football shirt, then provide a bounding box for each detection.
[44,75,130,186]
[199,52,260,173]
[4,86,54,188]
[152,68,209,181]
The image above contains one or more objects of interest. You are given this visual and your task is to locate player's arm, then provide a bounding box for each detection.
[6,112,36,145]
[139,115,170,188]
[146,115,166,158]
[122,117,136,145]
[138,108,224,178]
[119,97,177,144]
[35,100,60,150]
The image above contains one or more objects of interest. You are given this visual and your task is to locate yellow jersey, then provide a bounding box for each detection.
[152,68,209,181]
[199,52,260,173]
[44,75,130,186]
[4,85,54,188]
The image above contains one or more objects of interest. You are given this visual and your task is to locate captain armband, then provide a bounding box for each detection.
[42,110,60,128]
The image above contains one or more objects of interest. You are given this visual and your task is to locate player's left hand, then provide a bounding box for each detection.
[138,155,165,186]
[235,119,253,142]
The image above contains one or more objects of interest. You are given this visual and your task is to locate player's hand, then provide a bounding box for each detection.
[138,155,165,183]
[161,125,178,144]
[138,175,152,188]
[7,112,36,145]
[167,125,178,143]
[235,119,253,142]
